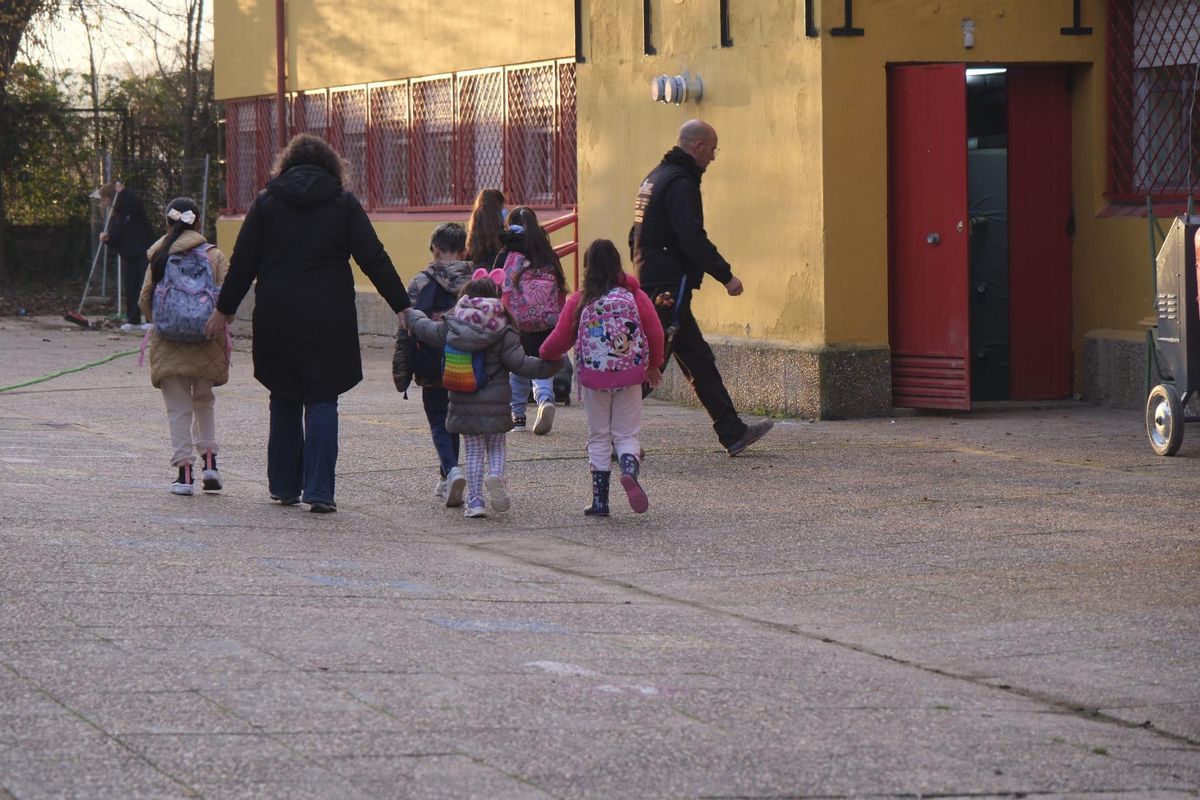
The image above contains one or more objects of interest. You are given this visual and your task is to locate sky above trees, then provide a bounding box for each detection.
[26,0,212,79]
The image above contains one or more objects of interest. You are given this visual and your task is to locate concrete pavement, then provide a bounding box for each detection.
[1,315,1198,798]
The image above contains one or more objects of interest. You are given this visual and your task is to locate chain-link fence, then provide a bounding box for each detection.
[1108,0,1200,203]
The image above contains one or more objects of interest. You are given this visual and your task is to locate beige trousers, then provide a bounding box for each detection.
[160,376,217,466]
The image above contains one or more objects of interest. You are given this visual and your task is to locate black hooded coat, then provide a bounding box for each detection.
[217,165,410,401]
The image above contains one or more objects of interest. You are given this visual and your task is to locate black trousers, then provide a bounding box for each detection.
[122,253,149,325]
[659,304,747,448]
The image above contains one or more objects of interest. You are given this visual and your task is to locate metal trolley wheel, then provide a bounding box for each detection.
[1146,383,1185,457]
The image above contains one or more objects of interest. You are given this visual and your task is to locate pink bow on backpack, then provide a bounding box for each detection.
[472,267,506,285]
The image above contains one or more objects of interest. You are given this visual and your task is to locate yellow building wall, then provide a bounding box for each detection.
[576,1,825,346]
[214,0,575,99]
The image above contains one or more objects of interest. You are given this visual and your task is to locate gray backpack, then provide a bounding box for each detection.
[151,244,218,342]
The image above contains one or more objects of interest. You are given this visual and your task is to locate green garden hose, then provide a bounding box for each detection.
[0,349,139,394]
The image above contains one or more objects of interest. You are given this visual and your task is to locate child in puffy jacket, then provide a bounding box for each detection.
[540,239,664,516]
[403,268,563,518]
[138,197,230,496]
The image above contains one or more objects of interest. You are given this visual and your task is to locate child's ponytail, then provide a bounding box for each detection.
[150,197,202,285]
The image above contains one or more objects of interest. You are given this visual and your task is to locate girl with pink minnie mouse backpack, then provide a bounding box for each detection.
[539,239,665,517]
[403,268,564,518]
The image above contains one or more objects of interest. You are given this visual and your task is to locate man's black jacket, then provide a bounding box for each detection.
[632,146,733,296]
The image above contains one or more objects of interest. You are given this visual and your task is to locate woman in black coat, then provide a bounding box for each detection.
[205,134,410,513]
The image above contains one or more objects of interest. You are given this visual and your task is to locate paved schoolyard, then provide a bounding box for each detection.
[1,315,1198,798]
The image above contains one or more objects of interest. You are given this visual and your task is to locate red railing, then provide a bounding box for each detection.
[545,209,579,290]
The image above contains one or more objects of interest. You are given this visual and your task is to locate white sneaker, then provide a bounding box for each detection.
[120,323,136,331]
[200,450,222,491]
[532,401,555,435]
[170,464,195,496]
[444,466,466,508]
[434,477,447,499]
[140,322,153,330]
[464,501,487,518]
[485,474,511,513]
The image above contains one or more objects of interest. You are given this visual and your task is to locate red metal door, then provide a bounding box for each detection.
[1008,67,1073,399]
[888,64,971,410]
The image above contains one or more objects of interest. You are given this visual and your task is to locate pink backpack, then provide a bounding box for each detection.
[502,251,563,332]
[576,287,649,390]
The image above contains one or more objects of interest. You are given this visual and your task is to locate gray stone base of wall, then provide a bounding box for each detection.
[1081,328,1148,410]
[651,336,892,420]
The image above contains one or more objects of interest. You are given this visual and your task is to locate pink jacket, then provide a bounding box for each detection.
[540,273,665,384]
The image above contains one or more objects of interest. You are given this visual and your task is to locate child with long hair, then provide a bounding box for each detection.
[466,188,506,269]
[540,239,664,516]
[403,269,563,518]
[138,197,231,495]
[499,206,568,435]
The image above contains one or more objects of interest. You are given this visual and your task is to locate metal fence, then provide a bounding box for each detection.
[222,59,577,213]
[1108,0,1200,203]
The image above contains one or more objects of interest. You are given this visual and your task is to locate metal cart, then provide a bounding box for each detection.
[1146,216,1200,456]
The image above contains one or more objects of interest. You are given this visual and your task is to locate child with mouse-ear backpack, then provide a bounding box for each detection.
[402,268,564,519]
[137,197,231,497]
[539,239,664,517]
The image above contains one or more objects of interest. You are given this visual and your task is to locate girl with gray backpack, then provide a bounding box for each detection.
[138,197,230,496]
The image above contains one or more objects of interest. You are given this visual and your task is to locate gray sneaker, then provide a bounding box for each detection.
[444,466,466,508]
[726,420,774,457]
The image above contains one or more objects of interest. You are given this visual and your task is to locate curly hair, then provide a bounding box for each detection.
[271,133,348,186]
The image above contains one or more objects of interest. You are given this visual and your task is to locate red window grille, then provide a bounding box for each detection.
[411,76,456,209]
[290,89,328,142]
[222,60,576,215]
[1108,0,1200,203]
[224,100,257,211]
[558,61,578,206]
[506,63,559,207]
[368,83,411,210]
[330,88,368,196]
[456,69,505,205]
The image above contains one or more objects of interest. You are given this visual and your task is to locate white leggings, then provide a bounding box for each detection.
[160,376,216,466]
[582,385,642,471]
[463,433,506,504]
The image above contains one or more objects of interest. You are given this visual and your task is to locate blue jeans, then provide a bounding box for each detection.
[510,329,555,416]
[421,387,459,477]
[510,373,554,416]
[268,394,338,505]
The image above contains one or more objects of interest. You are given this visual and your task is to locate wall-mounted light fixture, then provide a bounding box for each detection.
[650,73,704,104]
[962,19,976,49]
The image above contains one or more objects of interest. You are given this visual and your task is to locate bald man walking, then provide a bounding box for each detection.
[632,120,772,456]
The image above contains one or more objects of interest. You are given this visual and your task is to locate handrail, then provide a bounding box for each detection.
[546,208,580,289]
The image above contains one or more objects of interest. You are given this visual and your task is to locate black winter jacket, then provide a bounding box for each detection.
[632,147,733,296]
[104,188,156,260]
[217,165,410,401]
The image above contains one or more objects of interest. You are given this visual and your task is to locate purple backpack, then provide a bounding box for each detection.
[502,252,563,332]
[151,244,218,342]
[576,287,649,390]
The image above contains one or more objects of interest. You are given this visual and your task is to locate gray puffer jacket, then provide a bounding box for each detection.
[408,297,561,435]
